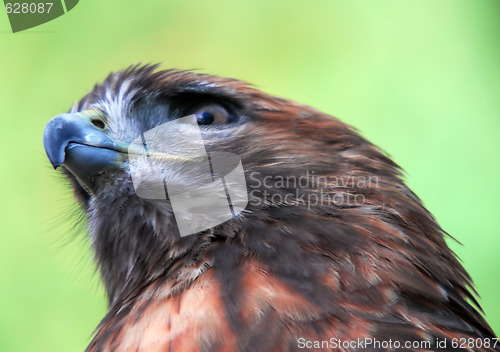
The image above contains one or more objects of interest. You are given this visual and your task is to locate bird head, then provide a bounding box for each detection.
[43,65,496,347]
[44,65,386,234]
[41,65,456,300]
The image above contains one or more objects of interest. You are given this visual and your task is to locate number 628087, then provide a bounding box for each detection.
[5,2,53,14]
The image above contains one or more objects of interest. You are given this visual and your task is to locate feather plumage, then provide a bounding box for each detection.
[44,65,498,352]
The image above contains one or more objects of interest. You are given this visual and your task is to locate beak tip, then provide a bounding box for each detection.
[48,154,64,169]
[43,115,69,170]
[44,144,65,169]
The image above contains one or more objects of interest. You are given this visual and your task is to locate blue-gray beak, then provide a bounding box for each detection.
[43,113,129,182]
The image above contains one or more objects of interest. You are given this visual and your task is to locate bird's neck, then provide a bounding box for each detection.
[86,174,465,319]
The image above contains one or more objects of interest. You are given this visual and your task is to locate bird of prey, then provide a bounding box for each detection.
[43,65,498,351]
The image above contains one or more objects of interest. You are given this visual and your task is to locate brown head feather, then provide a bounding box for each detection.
[50,65,496,351]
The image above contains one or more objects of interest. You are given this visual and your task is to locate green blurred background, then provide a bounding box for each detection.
[1,1,499,351]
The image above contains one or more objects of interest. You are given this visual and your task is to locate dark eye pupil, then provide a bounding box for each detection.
[197,111,215,125]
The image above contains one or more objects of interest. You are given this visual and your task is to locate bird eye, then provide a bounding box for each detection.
[91,118,106,129]
[81,110,108,129]
[192,104,236,126]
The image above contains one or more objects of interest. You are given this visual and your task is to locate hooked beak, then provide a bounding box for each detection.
[43,112,130,187]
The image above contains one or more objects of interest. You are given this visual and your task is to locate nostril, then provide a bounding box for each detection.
[91,119,106,129]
